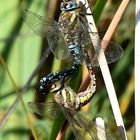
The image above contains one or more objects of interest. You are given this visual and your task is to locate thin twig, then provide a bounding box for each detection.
[56,120,69,140]
[0,85,35,100]
[0,47,50,129]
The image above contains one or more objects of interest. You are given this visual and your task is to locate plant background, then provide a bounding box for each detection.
[0,0,134,140]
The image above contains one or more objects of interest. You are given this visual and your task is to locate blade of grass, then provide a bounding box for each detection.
[49,112,66,140]
[93,0,107,24]
[120,72,134,115]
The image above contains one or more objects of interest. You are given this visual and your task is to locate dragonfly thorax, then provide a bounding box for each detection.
[54,86,78,110]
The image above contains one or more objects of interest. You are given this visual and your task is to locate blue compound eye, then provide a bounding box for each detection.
[61,1,78,11]
[65,2,74,9]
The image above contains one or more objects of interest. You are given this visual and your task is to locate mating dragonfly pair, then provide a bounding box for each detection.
[23,0,123,139]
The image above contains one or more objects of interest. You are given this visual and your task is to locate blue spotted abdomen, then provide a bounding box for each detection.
[59,11,82,64]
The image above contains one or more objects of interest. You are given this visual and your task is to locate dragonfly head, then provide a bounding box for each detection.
[39,64,78,95]
[39,73,65,95]
[60,0,84,11]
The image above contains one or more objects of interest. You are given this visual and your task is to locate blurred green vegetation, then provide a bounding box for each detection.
[0,0,134,140]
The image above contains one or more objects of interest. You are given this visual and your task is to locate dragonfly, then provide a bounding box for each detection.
[22,0,124,76]
[28,63,114,140]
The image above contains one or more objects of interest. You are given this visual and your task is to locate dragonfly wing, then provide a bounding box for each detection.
[28,101,60,118]
[61,107,114,140]
[78,18,124,66]
[104,41,124,64]
[22,10,57,36]
[22,10,70,60]
[74,112,115,140]
[47,27,71,60]
[60,107,85,140]
[78,17,98,46]
[91,41,124,67]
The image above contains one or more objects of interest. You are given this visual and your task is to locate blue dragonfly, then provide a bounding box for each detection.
[22,0,123,70]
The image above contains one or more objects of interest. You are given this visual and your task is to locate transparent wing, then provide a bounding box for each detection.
[77,17,124,66]
[22,10,70,60]
[22,10,123,64]
[28,101,60,118]
[61,107,84,140]
[104,42,123,63]
[74,111,115,140]
[76,38,124,66]
[88,41,124,67]
[61,107,115,140]
[28,101,115,139]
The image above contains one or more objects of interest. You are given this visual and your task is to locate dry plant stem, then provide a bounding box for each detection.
[0,48,50,129]
[56,0,130,140]
[56,120,69,140]
[47,0,61,18]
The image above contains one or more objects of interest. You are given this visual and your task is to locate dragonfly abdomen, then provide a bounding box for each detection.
[75,74,96,108]
[59,10,82,64]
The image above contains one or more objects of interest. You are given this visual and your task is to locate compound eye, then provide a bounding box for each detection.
[64,2,73,9]
[49,83,56,90]
[49,82,62,92]
[61,1,77,11]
